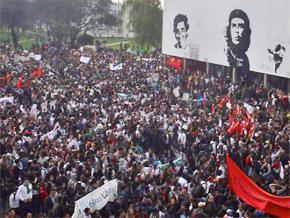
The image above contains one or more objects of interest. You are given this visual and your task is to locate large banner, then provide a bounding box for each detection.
[72,179,118,218]
[162,0,290,78]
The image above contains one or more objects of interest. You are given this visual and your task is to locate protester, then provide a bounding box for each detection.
[0,41,289,217]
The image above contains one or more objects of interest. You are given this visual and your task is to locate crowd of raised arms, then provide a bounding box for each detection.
[0,42,289,218]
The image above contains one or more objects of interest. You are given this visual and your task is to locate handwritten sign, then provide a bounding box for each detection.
[72,179,118,218]
[157,158,184,172]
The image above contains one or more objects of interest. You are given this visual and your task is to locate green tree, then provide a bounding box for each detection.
[0,0,32,48]
[125,0,162,47]
[32,0,117,47]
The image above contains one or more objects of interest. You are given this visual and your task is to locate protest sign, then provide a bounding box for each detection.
[0,96,14,105]
[109,63,123,71]
[173,86,180,98]
[157,158,184,172]
[80,56,91,64]
[34,55,42,61]
[72,179,118,218]
[182,93,190,101]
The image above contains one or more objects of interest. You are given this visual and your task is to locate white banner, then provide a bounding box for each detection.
[80,56,91,64]
[40,122,60,141]
[109,63,123,71]
[0,96,14,105]
[163,0,290,78]
[157,158,184,172]
[14,55,30,63]
[72,179,118,218]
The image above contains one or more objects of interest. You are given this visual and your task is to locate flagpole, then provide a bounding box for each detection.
[263,73,268,88]
[183,58,187,72]
[232,67,236,83]
[205,58,209,75]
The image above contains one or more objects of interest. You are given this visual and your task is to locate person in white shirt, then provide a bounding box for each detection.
[9,188,19,215]
[177,128,187,149]
[16,177,33,217]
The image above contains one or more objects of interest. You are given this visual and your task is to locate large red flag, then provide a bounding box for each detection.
[166,57,183,71]
[227,154,290,218]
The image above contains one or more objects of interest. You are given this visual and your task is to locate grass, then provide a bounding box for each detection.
[0,28,159,53]
[19,35,38,50]
[95,37,159,53]
[0,28,40,49]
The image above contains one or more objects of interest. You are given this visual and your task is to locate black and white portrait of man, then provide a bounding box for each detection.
[225,9,251,72]
[173,14,189,49]
[268,44,286,73]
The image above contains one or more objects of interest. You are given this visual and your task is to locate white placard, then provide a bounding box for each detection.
[182,93,190,101]
[34,55,42,61]
[80,56,91,64]
[173,86,180,98]
[72,179,118,218]
[163,0,290,78]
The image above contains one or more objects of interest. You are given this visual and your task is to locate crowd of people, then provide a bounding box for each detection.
[0,42,289,218]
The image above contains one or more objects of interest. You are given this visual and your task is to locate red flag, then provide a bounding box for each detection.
[227,154,290,218]
[211,103,215,113]
[228,121,238,135]
[5,71,11,81]
[16,76,24,88]
[166,57,183,71]
[236,122,243,136]
[33,66,42,78]
[218,96,226,108]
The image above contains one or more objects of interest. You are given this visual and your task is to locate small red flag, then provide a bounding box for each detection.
[16,76,24,88]
[33,66,42,78]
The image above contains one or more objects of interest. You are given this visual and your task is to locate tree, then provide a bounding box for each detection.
[0,0,32,48]
[124,0,162,47]
[32,0,117,47]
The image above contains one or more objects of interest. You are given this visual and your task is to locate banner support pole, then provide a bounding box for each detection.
[263,73,268,88]
[206,61,209,75]
[232,67,236,83]
[163,54,166,65]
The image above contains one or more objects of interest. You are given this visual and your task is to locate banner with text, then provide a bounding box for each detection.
[72,179,118,218]
[158,158,184,172]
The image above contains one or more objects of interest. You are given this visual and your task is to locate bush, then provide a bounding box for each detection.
[77,33,94,45]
